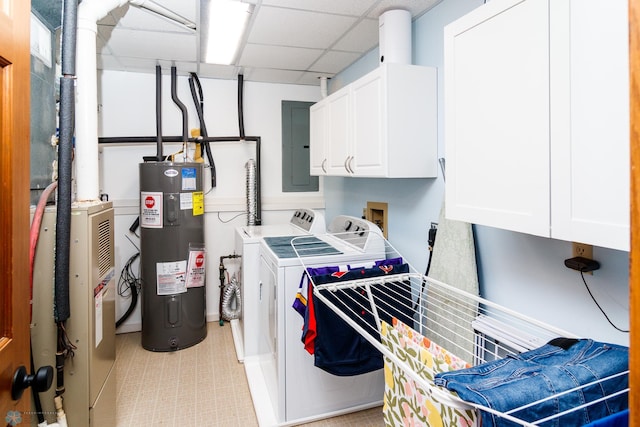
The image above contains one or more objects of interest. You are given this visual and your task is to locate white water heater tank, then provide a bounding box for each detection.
[379,9,412,65]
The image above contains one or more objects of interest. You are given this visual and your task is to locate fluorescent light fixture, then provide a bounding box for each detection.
[202,0,253,65]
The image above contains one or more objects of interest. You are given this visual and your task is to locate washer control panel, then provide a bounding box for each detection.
[327,215,383,250]
[290,209,325,233]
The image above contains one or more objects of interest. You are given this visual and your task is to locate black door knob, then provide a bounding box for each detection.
[11,365,54,400]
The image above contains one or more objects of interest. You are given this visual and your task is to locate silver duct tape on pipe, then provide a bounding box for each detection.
[245,159,257,226]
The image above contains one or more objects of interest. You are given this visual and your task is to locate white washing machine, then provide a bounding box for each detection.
[233,209,326,362]
[245,216,388,426]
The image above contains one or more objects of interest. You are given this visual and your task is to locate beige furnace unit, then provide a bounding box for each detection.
[31,202,116,426]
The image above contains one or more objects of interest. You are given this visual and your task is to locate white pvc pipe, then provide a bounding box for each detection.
[75,0,128,202]
[320,76,328,98]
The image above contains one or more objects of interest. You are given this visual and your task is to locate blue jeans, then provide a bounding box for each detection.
[434,339,628,427]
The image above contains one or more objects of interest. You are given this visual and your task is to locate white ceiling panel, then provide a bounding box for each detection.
[100,29,196,61]
[239,44,322,70]
[111,4,195,33]
[258,0,378,16]
[97,0,439,86]
[148,0,197,21]
[332,18,379,52]
[242,67,307,85]
[197,63,239,80]
[247,7,358,49]
[309,51,363,74]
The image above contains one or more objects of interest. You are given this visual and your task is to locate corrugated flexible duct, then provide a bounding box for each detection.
[245,159,257,226]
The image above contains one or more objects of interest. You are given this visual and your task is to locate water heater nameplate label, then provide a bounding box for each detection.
[182,167,197,190]
[156,260,187,295]
[141,191,163,228]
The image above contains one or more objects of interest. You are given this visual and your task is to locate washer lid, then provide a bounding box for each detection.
[263,236,341,259]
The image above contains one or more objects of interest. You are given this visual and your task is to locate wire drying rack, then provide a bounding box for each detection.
[291,231,629,426]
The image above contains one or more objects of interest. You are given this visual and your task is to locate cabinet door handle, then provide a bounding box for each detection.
[347,156,355,173]
[344,157,350,173]
[321,159,327,173]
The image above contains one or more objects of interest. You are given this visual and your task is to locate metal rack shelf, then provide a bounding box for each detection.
[292,232,629,426]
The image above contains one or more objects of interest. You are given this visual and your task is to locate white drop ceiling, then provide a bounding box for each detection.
[97,0,442,85]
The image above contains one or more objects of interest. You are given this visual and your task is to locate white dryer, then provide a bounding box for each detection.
[233,209,325,362]
[245,215,388,426]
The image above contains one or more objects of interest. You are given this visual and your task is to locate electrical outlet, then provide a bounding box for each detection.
[572,242,594,274]
[572,242,593,259]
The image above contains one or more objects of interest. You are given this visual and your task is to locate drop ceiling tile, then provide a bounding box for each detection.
[242,67,307,85]
[103,56,198,75]
[332,18,379,52]
[248,7,358,49]
[149,0,197,21]
[110,3,195,33]
[196,63,238,80]
[101,29,196,62]
[308,51,363,74]
[259,0,378,16]
[239,44,322,70]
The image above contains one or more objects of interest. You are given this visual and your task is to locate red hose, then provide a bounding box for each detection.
[30,181,58,320]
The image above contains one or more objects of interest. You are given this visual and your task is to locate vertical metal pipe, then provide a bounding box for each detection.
[255,137,262,225]
[55,0,79,323]
[171,66,188,144]
[61,0,77,76]
[156,65,163,160]
[238,74,245,139]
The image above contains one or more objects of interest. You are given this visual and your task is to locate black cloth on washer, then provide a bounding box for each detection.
[310,263,413,376]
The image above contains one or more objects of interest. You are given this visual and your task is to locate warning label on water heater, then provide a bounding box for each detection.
[156,260,187,295]
[186,245,205,288]
[141,191,163,228]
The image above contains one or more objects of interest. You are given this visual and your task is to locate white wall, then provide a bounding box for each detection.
[324,0,630,346]
[98,69,324,332]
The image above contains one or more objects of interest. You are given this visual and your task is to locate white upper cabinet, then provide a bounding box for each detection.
[444,0,629,251]
[310,63,438,178]
[309,99,328,176]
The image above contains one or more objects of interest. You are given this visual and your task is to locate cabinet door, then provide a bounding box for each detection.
[550,0,629,251]
[327,90,352,175]
[352,68,386,176]
[309,100,328,175]
[445,0,550,236]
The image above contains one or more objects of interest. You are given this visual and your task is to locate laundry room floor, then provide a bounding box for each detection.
[115,322,384,426]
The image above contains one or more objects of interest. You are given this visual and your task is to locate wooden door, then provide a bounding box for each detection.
[0,0,32,422]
